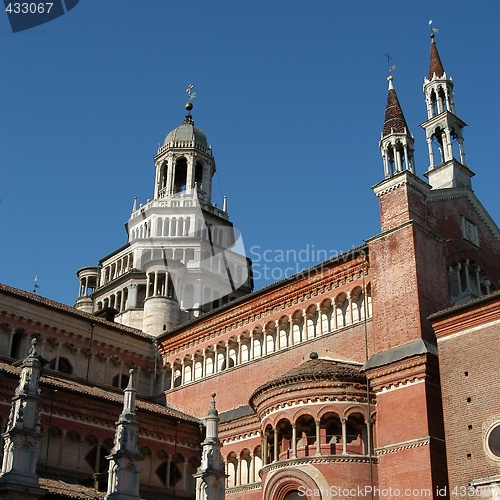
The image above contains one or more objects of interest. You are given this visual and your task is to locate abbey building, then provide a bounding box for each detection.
[1,33,500,500]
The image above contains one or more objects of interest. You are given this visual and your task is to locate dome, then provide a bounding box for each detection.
[164,121,208,148]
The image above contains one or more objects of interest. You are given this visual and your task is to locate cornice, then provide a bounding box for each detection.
[161,260,368,357]
[259,454,376,477]
[375,436,431,455]
[372,171,430,198]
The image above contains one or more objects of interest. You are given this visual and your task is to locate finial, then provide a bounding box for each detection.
[183,83,196,124]
[32,275,39,294]
[387,74,394,90]
[28,338,38,357]
[211,392,216,409]
[125,368,135,390]
[429,20,439,40]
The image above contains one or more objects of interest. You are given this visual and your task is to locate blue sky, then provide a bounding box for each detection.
[1,0,499,305]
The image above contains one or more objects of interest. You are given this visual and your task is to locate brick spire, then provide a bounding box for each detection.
[428,34,445,79]
[382,76,410,137]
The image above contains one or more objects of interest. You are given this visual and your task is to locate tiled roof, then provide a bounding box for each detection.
[252,357,365,396]
[0,283,150,339]
[382,81,409,136]
[0,360,199,423]
[428,36,445,79]
[40,478,105,499]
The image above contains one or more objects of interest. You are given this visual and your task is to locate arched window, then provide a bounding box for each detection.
[174,158,188,193]
[112,372,130,389]
[10,330,23,359]
[49,357,73,375]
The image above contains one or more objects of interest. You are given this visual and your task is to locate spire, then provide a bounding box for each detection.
[194,393,226,500]
[421,30,474,189]
[0,338,45,499]
[105,369,141,500]
[428,33,445,79]
[382,75,410,137]
[379,75,415,179]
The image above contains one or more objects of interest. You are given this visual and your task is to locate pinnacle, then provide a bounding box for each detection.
[382,78,410,137]
[428,35,445,79]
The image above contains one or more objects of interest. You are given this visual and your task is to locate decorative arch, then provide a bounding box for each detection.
[262,465,330,500]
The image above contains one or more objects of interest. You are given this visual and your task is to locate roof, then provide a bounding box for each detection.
[40,478,105,499]
[362,339,437,371]
[252,356,365,397]
[0,360,199,423]
[164,120,208,148]
[219,405,255,424]
[382,77,410,136]
[0,283,151,340]
[428,35,445,79]
[428,290,500,321]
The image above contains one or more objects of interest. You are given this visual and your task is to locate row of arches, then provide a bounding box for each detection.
[100,253,134,286]
[225,446,262,488]
[262,411,370,463]
[1,327,152,395]
[167,285,371,389]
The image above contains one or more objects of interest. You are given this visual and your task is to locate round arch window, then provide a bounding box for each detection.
[485,423,500,461]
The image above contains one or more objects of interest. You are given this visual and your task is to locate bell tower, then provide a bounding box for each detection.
[421,31,474,189]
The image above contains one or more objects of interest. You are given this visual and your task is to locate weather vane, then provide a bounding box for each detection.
[429,20,439,35]
[186,83,196,102]
[385,52,396,74]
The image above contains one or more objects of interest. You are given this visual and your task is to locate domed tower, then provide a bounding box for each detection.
[76,87,252,337]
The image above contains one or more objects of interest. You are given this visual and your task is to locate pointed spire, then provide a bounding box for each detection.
[382,76,410,136]
[428,33,445,79]
[0,338,45,499]
[132,196,137,212]
[105,369,141,500]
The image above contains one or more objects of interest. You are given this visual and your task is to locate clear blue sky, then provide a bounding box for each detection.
[1,0,499,305]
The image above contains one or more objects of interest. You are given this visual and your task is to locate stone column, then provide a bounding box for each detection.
[315,419,321,456]
[273,429,278,462]
[292,424,297,458]
[341,418,348,455]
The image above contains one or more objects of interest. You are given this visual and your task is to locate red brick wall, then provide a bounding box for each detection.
[433,297,500,490]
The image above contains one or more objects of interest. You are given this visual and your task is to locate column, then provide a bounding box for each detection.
[315,419,321,456]
[262,434,268,466]
[288,315,294,346]
[170,365,175,390]
[166,457,171,487]
[464,260,470,291]
[153,271,159,296]
[95,443,102,473]
[182,461,187,491]
[365,418,372,457]
[249,454,255,483]
[236,457,242,486]
[273,429,278,462]
[225,343,230,370]
[180,359,185,386]
[292,424,297,458]
[275,321,281,350]
[54,343,61,371]
[475,266,481,293]
[249,333,254,361]
[341,418,347,455]
[426,136,435,168]
[347,291,353,325]
[213,344,219,373]
[57,429,66,465]
[202,349,206,378]
[76,439,82,470]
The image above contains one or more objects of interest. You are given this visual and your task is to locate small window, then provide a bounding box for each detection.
[485,423,500,461]
[462,217,479,247]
